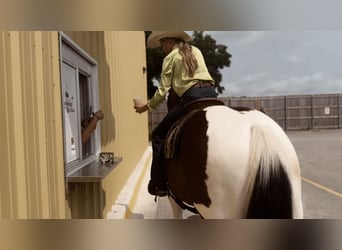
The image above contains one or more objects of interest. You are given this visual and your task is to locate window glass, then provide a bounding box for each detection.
[62,63,80,164]
[79,72,94,158]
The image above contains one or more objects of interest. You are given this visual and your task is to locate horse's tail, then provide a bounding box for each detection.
[246,126,293,218]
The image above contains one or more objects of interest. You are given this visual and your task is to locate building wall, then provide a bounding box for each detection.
[0,31,66,218]
[64,31,149,217]
[0,31,149,218]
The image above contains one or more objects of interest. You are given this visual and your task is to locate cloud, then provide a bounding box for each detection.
[263,73,326,95]
[234,72,269,84]
[206,31,269,47]
[287,55,300,64]
[237,31,269,46]
[208,31,342,97]
[223,72,342,97]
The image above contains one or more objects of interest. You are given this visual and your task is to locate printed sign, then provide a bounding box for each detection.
[324,107,330,115]
[64,91,75,113]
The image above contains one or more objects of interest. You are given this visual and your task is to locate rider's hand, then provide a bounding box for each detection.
[134,104,148,114]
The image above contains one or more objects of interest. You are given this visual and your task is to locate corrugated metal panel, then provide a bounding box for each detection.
[64,31,148,217]
[1,31,149,218]
[0,31,27,218]
[0,31,66,218]
[41,32,68,218]
[100,31,149,216]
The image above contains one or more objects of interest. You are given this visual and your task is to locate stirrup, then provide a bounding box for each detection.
[148,181,168,197]
[153,191,168,202]
[156,189,168,197]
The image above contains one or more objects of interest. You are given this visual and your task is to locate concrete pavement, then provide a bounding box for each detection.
[287,129,342,219]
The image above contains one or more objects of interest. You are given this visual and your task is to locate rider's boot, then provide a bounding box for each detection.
[147,180,168,197]
[148,149,168,197]
[149,126,169,197]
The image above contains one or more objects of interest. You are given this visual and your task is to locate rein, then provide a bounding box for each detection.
[167,185,200,215]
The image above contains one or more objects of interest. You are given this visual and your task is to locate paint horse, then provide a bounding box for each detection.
[164,96,303,219]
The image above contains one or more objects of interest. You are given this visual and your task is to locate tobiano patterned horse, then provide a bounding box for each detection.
[164,99,303,219]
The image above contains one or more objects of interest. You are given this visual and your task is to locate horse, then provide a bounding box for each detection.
[163,97,303,219]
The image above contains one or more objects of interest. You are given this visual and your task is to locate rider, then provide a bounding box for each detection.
[134,31,217,197]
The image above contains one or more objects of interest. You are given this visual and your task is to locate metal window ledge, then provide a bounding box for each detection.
[67,157,123,183]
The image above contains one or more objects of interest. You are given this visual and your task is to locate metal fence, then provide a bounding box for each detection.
[149,93,342,133]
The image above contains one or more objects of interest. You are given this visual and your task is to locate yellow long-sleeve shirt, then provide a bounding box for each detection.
[147,45,214,110]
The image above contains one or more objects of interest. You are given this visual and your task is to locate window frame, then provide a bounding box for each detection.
[59,32,101,176]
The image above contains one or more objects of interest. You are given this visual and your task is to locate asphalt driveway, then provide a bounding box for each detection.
[287,129,342,219]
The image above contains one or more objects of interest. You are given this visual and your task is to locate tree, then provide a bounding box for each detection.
[145,31,231,98]
[191,31,231,94]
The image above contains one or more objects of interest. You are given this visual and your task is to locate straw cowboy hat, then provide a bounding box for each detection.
[147,31,192,48]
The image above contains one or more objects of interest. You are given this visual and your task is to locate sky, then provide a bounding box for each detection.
[204,31,342,97]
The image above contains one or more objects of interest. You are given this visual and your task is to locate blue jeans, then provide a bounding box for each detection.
[150,86,217,187]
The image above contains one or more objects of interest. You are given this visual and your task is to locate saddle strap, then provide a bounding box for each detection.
[168,187,199,215]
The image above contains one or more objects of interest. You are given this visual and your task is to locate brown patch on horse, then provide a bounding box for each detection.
[166,110,211,207]
[165,98,224,160]
[164,110,201,159]
[183,98,225,114]
[229,106,255,112]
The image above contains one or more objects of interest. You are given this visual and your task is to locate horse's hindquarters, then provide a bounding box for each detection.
[167,106,303,218]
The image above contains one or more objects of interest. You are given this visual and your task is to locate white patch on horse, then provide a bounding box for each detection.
[196,106,251,218]
[192,106,303,219]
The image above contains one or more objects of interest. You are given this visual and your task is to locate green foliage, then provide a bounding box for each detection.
[191,31,231,94]
[145,31,163,98]
[145,31,232,98]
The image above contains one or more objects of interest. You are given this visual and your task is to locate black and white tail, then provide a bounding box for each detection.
[246,126,295,218]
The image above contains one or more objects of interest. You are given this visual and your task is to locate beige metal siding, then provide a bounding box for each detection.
[1,31,149,218]
[0,31,66,219]
[64,31,148,217]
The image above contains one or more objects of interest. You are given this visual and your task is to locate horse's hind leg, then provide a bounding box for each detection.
[168,197,183,219]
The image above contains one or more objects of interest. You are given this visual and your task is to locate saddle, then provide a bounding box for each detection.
[164,98,225,159]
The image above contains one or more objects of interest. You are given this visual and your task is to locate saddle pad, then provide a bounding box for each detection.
[164,110,200,159]
[164,99,225,159]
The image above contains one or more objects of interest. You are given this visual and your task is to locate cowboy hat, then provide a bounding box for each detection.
[147,31,192,48]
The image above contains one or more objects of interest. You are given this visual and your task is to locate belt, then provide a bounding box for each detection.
[192,81,213,88]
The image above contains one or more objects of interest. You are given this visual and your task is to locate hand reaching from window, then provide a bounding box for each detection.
[81,109,104,143]
[92,110,104,120]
